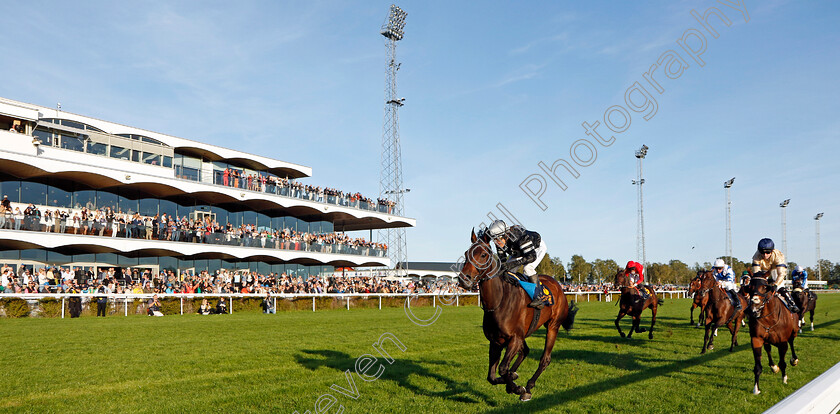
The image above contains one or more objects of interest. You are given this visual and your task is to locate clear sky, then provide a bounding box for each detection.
[1,1,837,269]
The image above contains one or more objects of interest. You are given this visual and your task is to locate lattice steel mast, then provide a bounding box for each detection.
[724,177,735,267]
[378,5,408,275]
[632,145,649,275]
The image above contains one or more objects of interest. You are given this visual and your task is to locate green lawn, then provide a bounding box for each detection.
[1,294,838,413]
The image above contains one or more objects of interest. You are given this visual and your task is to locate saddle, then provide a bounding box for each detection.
[505,272,555,307]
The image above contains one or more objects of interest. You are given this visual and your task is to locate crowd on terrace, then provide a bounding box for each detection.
[0,200,387,256]
[0,265,460,295]
[216,169,397,214]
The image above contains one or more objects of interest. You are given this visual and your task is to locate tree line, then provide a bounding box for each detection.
[534,253,840,287]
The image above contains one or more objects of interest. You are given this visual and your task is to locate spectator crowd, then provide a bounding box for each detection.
[0,200,387,256]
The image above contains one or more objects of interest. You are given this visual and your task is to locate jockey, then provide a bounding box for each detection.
[751,238,799,313]
[624,261,648,301]
[485,220,548,309]
[791,266,808,290]
[711,259,741,310]
[740,271,751,289]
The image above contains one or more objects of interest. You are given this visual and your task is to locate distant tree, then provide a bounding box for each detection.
[591,259,618,284]
[569,255,591,285]
[669,260,693,285]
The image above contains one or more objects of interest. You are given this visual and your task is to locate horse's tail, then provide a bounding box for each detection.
[562,301,579,331]
[657,296,665,306]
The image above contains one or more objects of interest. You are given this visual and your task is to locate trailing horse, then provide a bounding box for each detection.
[747,275,799,395]
[687,271,709,327]
[613,269,661,339]
[792,280,818,332]
[699,270,747,353]
[458,230,578,401]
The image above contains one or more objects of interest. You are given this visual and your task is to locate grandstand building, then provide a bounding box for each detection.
[0,97,415,280]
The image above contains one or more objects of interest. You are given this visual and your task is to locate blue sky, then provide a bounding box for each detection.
[1,0,837,269]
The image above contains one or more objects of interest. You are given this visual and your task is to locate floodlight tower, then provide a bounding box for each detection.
[780,199,790,258]
[815,213,824,280]
[724,177,735,267]
[378,4,408,275]
[632,144,649,274]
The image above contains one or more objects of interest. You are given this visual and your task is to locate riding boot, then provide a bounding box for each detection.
[528,274,546,309]
[638,285,649,300]
[780,288,800,313]
[728,290,741,310]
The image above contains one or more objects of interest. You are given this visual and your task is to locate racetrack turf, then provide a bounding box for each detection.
[1,293,838,413]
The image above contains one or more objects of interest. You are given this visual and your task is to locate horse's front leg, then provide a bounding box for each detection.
[702,322,716,353]
[615,310,627,338]
[523,325,559,401]
[752,343,763,394]
[497,336,525,396]
[648,303,657,339]
[690,303,695,325]
[777,341,789,384]
[765,343,778,374]
[486,342,505,385]
[508,341,529,381]
[789,337,799,366]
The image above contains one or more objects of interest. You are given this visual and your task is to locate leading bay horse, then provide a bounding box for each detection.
[613,269,661,339]
[792,280,818,332]
[687,270,709,327]
[459,230,578,401]
[747,273,799,394]
[699,270,747,353]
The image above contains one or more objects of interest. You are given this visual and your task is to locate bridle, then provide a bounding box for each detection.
[751,289,785,333]
[461,241,503,311]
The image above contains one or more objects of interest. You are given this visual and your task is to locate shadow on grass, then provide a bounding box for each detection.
[482,341,750,413]
[294,349,497,406]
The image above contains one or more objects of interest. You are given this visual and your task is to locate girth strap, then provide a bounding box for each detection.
[526,308,542,337]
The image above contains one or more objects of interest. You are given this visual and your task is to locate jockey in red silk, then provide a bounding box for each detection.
[624,261,649,301]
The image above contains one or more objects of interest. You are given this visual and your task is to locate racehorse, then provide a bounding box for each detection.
[458,230,578,401]
[792,280,818,332]
[613,269,661,339]
[699,270,747,353]
[687,271,709,327]
[747,274,799,395]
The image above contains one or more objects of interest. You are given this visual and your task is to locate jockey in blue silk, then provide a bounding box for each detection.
[712,259,741,310]
[791,266,808,290]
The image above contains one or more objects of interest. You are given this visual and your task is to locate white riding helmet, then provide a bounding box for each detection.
[712,258,726,269]
[486,220,507,239]
[794,266,803,273]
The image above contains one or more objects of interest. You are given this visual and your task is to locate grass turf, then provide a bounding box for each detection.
[1,294,838,413]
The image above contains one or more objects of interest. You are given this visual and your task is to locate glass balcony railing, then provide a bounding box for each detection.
[0,218,387,259]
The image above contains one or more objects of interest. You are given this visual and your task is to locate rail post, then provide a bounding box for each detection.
[180,297,183,315]
[61,297,65,318]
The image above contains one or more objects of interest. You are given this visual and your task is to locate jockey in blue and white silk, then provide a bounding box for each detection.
[712,258,740,310]
[791,266,808,289]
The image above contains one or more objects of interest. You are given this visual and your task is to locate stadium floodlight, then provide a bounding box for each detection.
[724,177,735,267]
[381,5,407,41]
[724,177,735,188]
[780,199,790,257]
[815,212,824,280]
[633,144,649,275]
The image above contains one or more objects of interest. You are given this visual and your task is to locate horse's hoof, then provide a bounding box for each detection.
[771,365,780,373]
[713,329,718,337]
[695,323,701,328]
[753,385,761,395]
[700,349,706,355]
[510,372,519,381]
[515,385,526,395]
[520,392,532,401]
[798,329,802,334]
[708,344,714,350]
[619,332,626,338]
[648,332,653,340]
[791,358,799,366]
[783,375,788,384]
[810,324,814,331]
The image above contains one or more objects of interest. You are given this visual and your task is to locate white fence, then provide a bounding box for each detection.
[0,290,688,317]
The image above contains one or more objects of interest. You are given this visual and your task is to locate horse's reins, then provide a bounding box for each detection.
[751,290,785,334]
